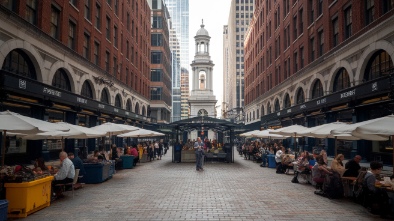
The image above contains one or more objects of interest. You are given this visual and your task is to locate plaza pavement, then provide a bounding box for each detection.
[22,148,384,221]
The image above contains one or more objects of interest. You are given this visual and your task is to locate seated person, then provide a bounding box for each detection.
[330,154,347,177]
[292,151,310,183]
[33,157,49,174]
[363,161,391,217]
[130,145,139,166]
[68,152,86,178]
[52,151,75,198]
[343,155,362,177]
[312,155,332,190]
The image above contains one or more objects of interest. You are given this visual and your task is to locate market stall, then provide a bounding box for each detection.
[83,161,114,184]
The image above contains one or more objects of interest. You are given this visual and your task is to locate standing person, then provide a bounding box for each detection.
[194,137,204,171]
[157,141,163,160]
[154,141,159,159]
[343,155,362,177]
[196,145,205,171]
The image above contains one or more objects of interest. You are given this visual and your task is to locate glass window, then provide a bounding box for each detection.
[267,103,271,114]
[84,0,91,20]
[105,51,110,72]
[151,69,162,81]
[333,68,350,92]
[151,33,163,46]
[68,21,76,50]
[1,49,37,80]
[50,6,60,39]
[151,87,162,100]
[115,94,121,108]
[332,17,338,47]
[318,30,324,57]
[296,89,305,104]
[310,37,315,62]
[344,6,352,39]
[126,100,132,111]
[95,3,101,29]
[83,33,90,60]
[151,52,162,64]
[284,94,291,108]
[26,0,37,25]
[101,89,109,104]
[106,16,111,40]
[274,100,280,112]
[113,26,118,48]
[312,80,323,99]
[52,69,71,91]
[81,80,93,98]
[365,0,374,25]
[94,41,99,65]
[364,50,393,81]
[382,0,394,14]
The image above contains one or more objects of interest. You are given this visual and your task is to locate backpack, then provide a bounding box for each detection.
[323,171,344,199]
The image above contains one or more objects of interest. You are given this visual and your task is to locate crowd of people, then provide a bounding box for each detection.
[238,139,394,219]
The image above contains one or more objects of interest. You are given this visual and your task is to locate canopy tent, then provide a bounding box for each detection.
[118,129,164,138]
[0,110,68,165]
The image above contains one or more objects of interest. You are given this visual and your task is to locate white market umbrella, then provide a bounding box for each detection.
[0,110,68,165]
[24,122,107,150]
[239,130,260,137]
[252,129,288,139]
[118,129,164,138]
[271,125,308,152]
[90,122,139,136]
[331,115,394,172]
[90,122,140,147]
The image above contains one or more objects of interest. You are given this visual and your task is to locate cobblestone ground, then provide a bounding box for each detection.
[23,148,383,221]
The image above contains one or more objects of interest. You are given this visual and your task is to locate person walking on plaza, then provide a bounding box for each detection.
[194,137,204,171]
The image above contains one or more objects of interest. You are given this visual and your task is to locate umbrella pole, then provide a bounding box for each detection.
[62,137,64,151]
[2,130,6,166]
[334,137,337,157]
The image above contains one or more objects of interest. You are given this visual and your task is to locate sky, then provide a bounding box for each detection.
[189,0,232,117]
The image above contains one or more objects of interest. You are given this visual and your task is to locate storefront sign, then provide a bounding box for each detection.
[316,98,326,105]
[77,97,87,104]
[43,87,61,97]
[340,89,356,99]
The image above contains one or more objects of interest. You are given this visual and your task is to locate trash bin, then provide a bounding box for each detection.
[268,154,276,168]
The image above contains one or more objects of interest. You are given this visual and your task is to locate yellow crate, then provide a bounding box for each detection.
[5,176,53,218]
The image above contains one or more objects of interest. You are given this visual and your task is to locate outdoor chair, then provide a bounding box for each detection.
[55,169,80,198]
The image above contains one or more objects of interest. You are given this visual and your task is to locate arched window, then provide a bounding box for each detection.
[135,102,140,114]
[81,80,93,98]
[333,68,350,92]
[312,80,324,99]
[257,109,260,119]
[267,102,271,114]
[197,109,208,116]
[142,106,146,116]
[115,94,122,108]
[52,69,71,91]
[274,99,280,112]
[199,71,206,90]
[261,105,265,116]
[126,99,132,111]
[253,111,255,120]
[2,49,37,80]
[364,50,393,81]
[296,88,305,104]
[284,94,291,108]
[100,89,109,104]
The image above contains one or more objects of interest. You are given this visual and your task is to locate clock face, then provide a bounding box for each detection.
[198,109,208,116]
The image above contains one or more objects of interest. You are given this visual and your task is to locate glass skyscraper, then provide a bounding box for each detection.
[164,0,189,120]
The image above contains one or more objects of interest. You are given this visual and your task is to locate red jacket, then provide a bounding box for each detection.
[130,148,138,157]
